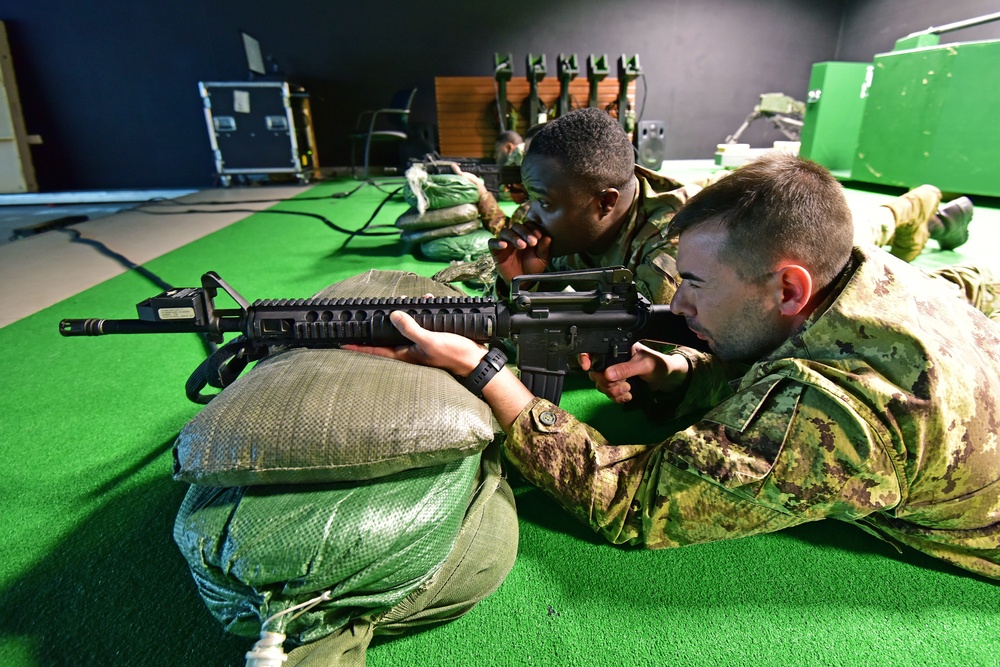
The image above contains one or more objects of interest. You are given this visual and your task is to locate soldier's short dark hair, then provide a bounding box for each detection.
[669,152,854,289]
[495,130,523,146]
[524,108,635,195]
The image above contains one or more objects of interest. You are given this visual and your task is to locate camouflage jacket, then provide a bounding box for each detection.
[481,165,700,303]
[504,246,1000,579]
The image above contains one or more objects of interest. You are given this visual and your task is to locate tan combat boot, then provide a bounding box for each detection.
[884,184,942,262]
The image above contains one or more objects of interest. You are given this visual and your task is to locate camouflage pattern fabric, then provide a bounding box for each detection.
[931,263,1000,322]
[432,254,498,288]
[853,185,942,261]
[503,246,1000,579]
[475,189,509,235]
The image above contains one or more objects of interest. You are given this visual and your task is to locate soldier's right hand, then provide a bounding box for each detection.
[580,343,691,404]
[488,222,552,283]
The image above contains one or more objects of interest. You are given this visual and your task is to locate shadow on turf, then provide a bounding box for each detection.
[509,477,998,620]
[328,241,412,260]
[779,519,998,585]
[0,440,248,667]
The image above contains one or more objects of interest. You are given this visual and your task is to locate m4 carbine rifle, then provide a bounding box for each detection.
[58,267,703,405]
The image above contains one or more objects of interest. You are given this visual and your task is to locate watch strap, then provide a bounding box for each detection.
[459,347,507,398]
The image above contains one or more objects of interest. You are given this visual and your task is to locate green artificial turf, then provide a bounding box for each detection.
[0,174,997,667]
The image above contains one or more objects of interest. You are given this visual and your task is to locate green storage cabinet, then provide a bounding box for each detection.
[799,62,871,174]
[849,38,1000,196]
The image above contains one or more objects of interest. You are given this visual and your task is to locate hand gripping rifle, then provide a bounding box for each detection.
[58,267,704,405]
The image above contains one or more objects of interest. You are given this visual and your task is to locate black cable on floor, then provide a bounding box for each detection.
[141,181,367,207]
[58,226,217,357]
[59,227,175,293]
[338,185,405,250]
[134,206,400,238]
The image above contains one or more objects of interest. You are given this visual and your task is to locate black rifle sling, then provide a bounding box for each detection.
[185,337,263,404]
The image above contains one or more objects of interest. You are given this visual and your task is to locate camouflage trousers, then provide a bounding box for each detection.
[284,442,518,666]
[854,185,941,262]
[931,264,1000,323]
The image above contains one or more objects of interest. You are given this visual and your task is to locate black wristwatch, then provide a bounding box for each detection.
[459,347,508,398]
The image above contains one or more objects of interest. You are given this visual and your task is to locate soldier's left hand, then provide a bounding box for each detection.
[344,310,488,377]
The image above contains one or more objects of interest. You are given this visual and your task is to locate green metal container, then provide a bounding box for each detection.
[799,61,871,175]
[849,38,1000,196]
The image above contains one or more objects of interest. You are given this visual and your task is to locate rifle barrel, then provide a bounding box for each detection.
[59,318,211,336]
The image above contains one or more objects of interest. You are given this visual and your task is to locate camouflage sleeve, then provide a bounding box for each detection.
[509,201,531,226]
[476,189,508,235]
[634,246,679,305]
[504,377,903,549]
[667,347,744,416]
[628,346,747,422]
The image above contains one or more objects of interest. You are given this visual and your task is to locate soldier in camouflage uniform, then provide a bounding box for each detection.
[351,152,1000,579]
[492,130,527,204]
[478,107,701,304]
[494,130,525,168]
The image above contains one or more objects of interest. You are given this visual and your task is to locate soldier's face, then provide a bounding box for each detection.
[494,140,517,164]
[670,222,789,362]
[520,155,615,257]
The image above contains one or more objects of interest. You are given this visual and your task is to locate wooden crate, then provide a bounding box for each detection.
[435,76,635,158]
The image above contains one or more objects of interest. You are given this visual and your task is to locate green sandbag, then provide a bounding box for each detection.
[420,229,494,262]
[171,270,496,486]
[171,268,508,657]
[400,219,481,245]
[172,348,495,486]
[403,173,480,212]
[395,203,479,231]
[173,452,481,645]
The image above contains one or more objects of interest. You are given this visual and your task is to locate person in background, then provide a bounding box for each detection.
[475,108,703,303]
[853,184,972,261]
[494,129,525,168]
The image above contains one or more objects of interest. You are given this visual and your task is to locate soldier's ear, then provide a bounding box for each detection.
[773,265,813,317]
[597,188,620,216]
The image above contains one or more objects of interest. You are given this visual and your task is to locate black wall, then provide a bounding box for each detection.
[3,0,996,191]
[837,0,1000,61]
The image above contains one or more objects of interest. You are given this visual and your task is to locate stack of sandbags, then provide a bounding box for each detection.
[171,270,517,664]
[397,164,494,262]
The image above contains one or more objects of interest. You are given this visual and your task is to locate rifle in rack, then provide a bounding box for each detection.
[493,52,519,133]
[525,53,549,127]
[615,54,642,134]
[586,54,609,109]
[59,267,704,405]
[556,53,578,117]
